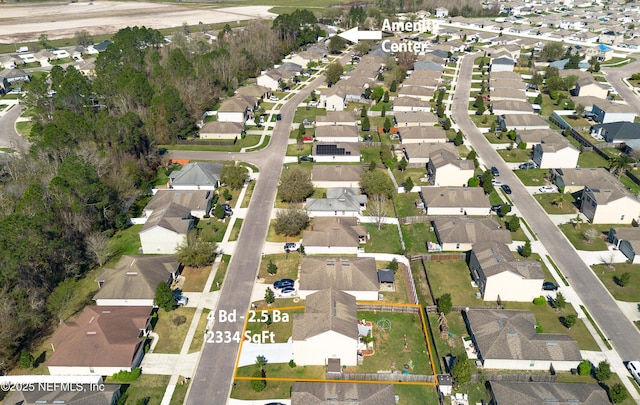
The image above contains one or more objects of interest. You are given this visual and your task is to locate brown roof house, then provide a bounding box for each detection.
[420,187,491,216]
[3,383,121,405]
[138,202,194,254]
[302,217,368,255]
[489,381,609,405]
[393,111,438,127]
[47,306,152,376]
[143,189,213,219]
[198,121,244,141]
[292,289,359,366]
[298,256,378,300]
[311,165,363,188]
[427,149,475,187]
[469,241,544,302]
[93,255,181,307]
[402,142,458,168]
[463,308,582,371]
[291,382,395,405]
[432,217,512,251]
[398,126,447,144]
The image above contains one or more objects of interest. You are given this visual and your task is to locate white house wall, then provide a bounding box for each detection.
[293,331,358,366]
[426,206,490,216]
[217,111,245,123]
[312,155,361,163]
[482,359,579,372]
[257,76,279,91]
[312,180,361,188]
[482,272,543,302]
[592,197,640,224]
[298,289,376,301]
[537,148,580,169]
[433,166,474,187]
[307,210,359,218]
[302,246,359,255]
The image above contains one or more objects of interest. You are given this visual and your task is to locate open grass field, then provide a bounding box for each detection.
[514,168,550,186]
[497,147,532,162]
[592,263,640,302]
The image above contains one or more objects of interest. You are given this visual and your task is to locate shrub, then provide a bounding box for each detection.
[594,360,611,381]
[521,240,532,258]
[577,360,592,376]
[614,272,631,287]
[250,370,267,392]
[388,258,399,273]
[533,296,546,306]
[18,349,34,369]
[112,367,142,382]
[289,359,297,368]
[608,383,628,404]
[267,259,278,275]
[561,314,577,329]
[437,293,452,315]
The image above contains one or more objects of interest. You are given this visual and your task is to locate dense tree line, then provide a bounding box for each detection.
[0,12,320,371]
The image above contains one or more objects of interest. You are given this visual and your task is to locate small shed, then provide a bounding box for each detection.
[437,374,453,396]
[377,269,395,285]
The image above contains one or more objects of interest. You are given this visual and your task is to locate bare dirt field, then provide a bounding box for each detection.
[0,1,276,43]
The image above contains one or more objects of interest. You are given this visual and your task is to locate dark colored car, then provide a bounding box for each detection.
[299,156,311,162]
[543,281,559,291]
[273,278,295,290]
[490,204,503,212]
[519,161,536,170]
[491,166,500,177]
[276,114,282,121]
[501,184,512,194]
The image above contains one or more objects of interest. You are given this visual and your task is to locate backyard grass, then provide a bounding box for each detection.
[348,311,433,375]
[243,308,302,343]
[592,263,640,302]
[395,385,439,405]
[210,254,230,292]
[188,309,210,353]
[230,379,293,401]
[109,224,143,258]
[235,363,325,380]
[363,223,403,254]
[514,168,551,186]
[391,168,427,188]
[258,253,302,283]
[423,260,493,308]
[229,218,243,241]
[360,144,382,164]
[286,142,312,156]
[533,193,578,215]
[505,302,600,351]
[558,223,611,251]
[577,151,609,168]
[153,307,196,354]
[378,262,410,304]
[197,217,229,243]
[394,192,423,218]
[180,266,211,292]
[113,375,169,405]
[497,148,532,162]
[401,223,438,256]
[241,181,256,208]
[293,106,326,123]
[619,173,640,194]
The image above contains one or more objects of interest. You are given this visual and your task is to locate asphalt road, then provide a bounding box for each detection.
[181,72,327,405]
[603,59,640,114]
[0,102,26,149]
[452,54,640,361]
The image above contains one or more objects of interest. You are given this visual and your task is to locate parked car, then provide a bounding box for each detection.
[542,281,559,291]
[273,278,295,290]
[490,204,503,212]
[278,287,297,297]
[222,204,233,216]
[501,184,512,194]
[627,361,640,385]
[299,156,312,162]
[491,179,503,186]
[309,100,318,106]
[176,295,189,306]
[538,185,556,193]
[276,114,282,121]
[491,166,500,176]
[519,162,536,170]
[284,242,299,252]
[269,95,279,101]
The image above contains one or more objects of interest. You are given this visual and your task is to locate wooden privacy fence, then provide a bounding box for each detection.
[471,373,557,383]
[409,253,466,262]
[356,304,420,314]
[331,373,435,383]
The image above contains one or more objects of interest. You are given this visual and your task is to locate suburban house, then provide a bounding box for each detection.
[93,255,181,307]
[469,241,544,302]
[490,88,527,103]
[551,167,615,194]
[298,256,378,300]
[532,133,580,169]
[581,180,640,224]
[413,60,444,72]
[434,7,449,18]
[292,289,359,367]
[573,77,608,99]
[0,68,30,84]
[315,111,356,127]
[291,382,395,405]
[488,382,609,405]
[302,217,368,255]
[463,308,582,371]
[310,165,363,188]
[497,114,549,131]
[306,187,367,217]
[427,149,475,187]
[217,95,256,123]
[138,203,193,254]
[198,121,244,141]
[236,84,270,100]
[402,142,458,168]
[585,44,614,61]
[432,217,512,251]
[590,122,640,144]
[592,101,637,124]
[47,306,152,376]
[168,162,222,191]
[0,55,19,70]
[491,100,534,115]
[315,125,360,143]
[3,383,121,405]
[398,126,447,144]
[393,111,438,127]
[397,85,435,101]
[319,87,346,111]
[489,57,516,72]
[312,142,361,163]
[608,227,640,264]
[515,129,564,149]
[257,69,282,90]
[420,187,491,216]
[392,96,432,112]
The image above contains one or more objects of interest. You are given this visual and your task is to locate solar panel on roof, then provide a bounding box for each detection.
[316,144,347,156]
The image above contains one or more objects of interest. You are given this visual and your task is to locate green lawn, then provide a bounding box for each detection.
[258,253,302,284]
[197,217,229,243]
[241,180,256,208]
[592,263,640,302]
[470,114,496,128]
[484,131,512,144]
[15,121,32,138]
[423,260,494,308]
[499,216,528,242]
[112,375,169,405]
[210,254,230,292]
[395,385,439,405]
[558,223,611,251]
[391,167,426,188]
[361,144,382,164]
[229,218,243,241]
[363,223,403,254]
[231,379,293,401]
[160,135,261,152]
[401,222,438,256]
[188,308,210,353]
[109,224,143,258]
[293,106,326,123]
[533,193,578,215]
[620,174,640,194]
[243,308,302,343]
[286,142,312,156]
[497,148,532,162]
[394,192,423,218]
[578,151,609,168]
[351,311,433,375]
[153,307,196,354]
[180,266,211,292]
[514,169,550,186]
[235,363,325,379]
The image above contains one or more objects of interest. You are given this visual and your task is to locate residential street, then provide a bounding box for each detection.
[603,59,640,114]
[0,102,26,149]
[452,54,640,365]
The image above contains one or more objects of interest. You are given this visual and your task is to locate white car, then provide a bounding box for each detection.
[309,100,318,107]
[269,95,279,101]
[491,179,503,186]
[538,185,556,193]
[628,361,640,385]
[278,287,297,298]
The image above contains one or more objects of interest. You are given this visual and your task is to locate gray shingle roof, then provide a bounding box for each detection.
[299,256,378,292]
[311,165,363,182]
[433,217,512,245]
[169,162,222,188]
[465,309,582,362]
[472,240,544,279]
[421,187,490,208]
[14,383,121,405]
[399,126,446,141]
[292,382,395,404]
[292,289,358,341]
[306,187,366,213]
[315,125,359,139]
[302,217,367,248]
[489,381,609,405]
[140,202,192,234]
[144,190,212,215]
